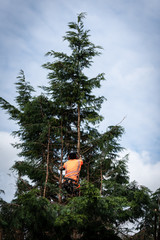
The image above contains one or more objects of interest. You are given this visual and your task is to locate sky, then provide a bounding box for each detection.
[0,0,160,202]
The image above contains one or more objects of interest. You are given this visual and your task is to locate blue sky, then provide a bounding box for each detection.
[0,0,160,202]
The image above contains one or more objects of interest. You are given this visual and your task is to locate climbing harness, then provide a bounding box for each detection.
[62,177,80,196]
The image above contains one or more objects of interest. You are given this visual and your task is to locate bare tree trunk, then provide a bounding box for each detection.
[100,164,103,195]
[43,125,50,198]
[59,121,63,203]
[87,162,90,182]
[14,230,24,240]
[77,104,81,155]
[154,209,157,240]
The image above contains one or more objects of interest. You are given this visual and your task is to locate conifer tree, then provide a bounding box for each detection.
[0,71,61,200]
[42,12,105,156]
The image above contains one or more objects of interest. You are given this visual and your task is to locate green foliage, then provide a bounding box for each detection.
[55,182,123,239]
[15,70,35,110]
[0,190,59,240]
[42,12,105,131]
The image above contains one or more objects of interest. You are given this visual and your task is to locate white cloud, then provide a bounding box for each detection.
[98,57,160,163]
[0,172,16,202]
[0,132,19,202]
[125,149,160,192]
[0,131,19,172]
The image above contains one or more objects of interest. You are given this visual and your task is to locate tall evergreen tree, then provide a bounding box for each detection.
[42,12,105,155]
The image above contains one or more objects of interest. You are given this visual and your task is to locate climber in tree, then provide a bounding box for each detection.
[59,152,83,195]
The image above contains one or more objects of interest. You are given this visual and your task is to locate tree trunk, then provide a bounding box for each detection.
[77,104,81,155]
[87,162,90,182]
[59,122,63,203]
[43,125,50,198]
[14,230,24,240]
[154,209,157,240]
[100,164,103,195]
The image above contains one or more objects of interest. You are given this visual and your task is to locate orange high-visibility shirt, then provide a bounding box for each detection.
[63,159,83,182]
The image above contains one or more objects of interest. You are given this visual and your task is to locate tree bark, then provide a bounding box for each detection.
[14,230,24,240]
[87,162,90,182]
[100,164,103,195]
[154,209,157,240]
[59,121,63,203]
[77,104,81,155]
[43,125,50,198]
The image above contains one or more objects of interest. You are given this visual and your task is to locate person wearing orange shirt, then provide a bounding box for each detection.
[59,152,83,194]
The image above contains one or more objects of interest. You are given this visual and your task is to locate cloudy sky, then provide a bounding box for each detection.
[0,0,160,202]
